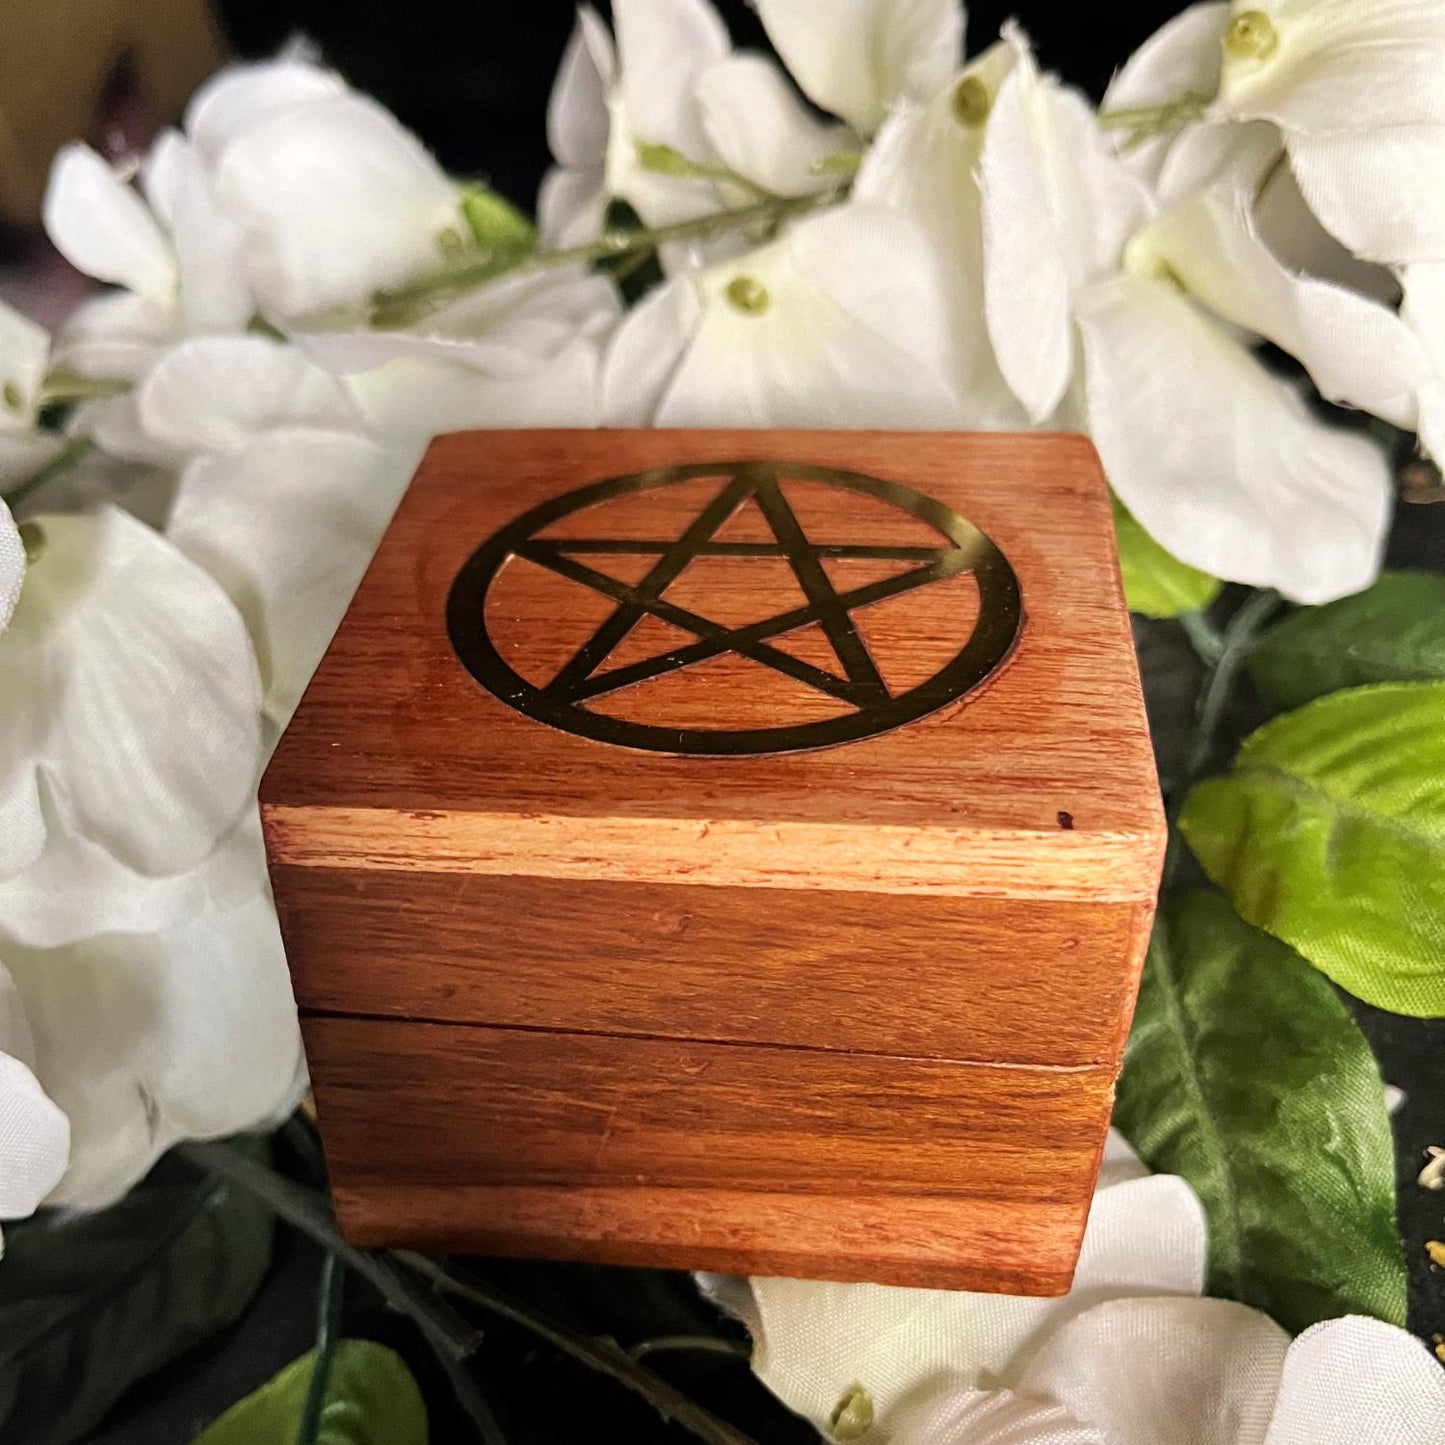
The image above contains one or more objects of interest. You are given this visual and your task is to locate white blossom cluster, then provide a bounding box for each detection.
[0,0,1439,1251]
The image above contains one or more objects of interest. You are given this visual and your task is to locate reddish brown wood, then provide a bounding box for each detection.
[307,1016,1109,1294]
[262,429,1164,1292]
[274,866,1153,1067]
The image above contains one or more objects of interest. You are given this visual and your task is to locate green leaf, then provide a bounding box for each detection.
[459,185,535,261]
[1180,681,1445,1015]
[192,1340,427,1445]
[1110,494,1221,618]
[1116,891,1405,1333]
[1249,570,1445,709]
[0,1138,275,1445]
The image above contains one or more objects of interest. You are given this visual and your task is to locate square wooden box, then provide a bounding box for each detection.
[261,428,1165,1295]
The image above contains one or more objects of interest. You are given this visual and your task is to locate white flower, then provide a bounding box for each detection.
[848,39,1031,428]
[0,499,22,632]
[538,0,850,251]
[599,202,962,427]
[704,1132,1207,1433]
[1214,0,1445,268]
[293,268,621,437]
[755,0,964,137]
[711,1134,1445,1445]
[980,38,1398,603]
[0,507,262,931]
[0,302,65,491]
[0,820,303,1213]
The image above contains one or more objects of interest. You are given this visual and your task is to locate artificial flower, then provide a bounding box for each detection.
[1213,0,1445,268]
[0,301,64,490]
[539,0,849,257]
[0,506,262,925]
[0,821,303,1212]
[848,40,1028,427]
[712,1134,1445,1444]
[979,37,1394,602]
[755,0,963,137]
[0,498,21,631]
[599,202,962,427]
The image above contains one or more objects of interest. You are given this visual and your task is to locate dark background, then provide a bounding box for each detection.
[34,0,1441,1436]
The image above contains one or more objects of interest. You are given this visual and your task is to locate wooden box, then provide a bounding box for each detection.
[261,429,1165,1295]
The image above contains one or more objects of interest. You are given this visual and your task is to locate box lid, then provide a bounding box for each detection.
[261,429,1163,902]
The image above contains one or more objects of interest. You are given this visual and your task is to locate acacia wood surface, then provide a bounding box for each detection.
[275,865,1153,1067]
[261,430,1164,901]
[307,1015,1108,1294]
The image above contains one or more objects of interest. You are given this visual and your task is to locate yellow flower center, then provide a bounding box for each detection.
[951,74,992,128]
[829,1385,874,1441]
[435,225,467,261]
[1224,10,1279,61]
[2,380,21,411]
[724,274,769,315]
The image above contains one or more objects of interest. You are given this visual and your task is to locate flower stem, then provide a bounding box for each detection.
[295,1251,344,1445]
[368,185,847,328]
[1098,90,1212,147]
[395,1252,759,1445]
[1164,589,1281,882]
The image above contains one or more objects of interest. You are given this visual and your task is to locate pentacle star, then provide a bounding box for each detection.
[513,467,975,711]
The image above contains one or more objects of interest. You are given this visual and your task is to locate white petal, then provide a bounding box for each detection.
[1016,1297,1289,1445]
[537,165,610,248]
[547,6,614,169]
[979,53,1078,422]
[0,499,22,633]
[211,94,461,318]
[0,434,65,493]
[0,300,52,422]
[738,1172,1205,1433]
[1136,192,1431,416]
[158,136,255,333]
[0,508,262,877]
[1076,273,1391,604]
[1104,3,1228,114]
[3,856,303,1210]
[1154,119,1283,211]
[1218,0,1445,134]
[1402,262,1445,462]
[70,395,189,471]
[599,276,700,425]
[185,59,347,163]
[42,145,176,302]
[0,1046,69,1219]
[655,206,963,427]
[0,803,266,950]
[137,335,359,455]
[169,428,404,726]
[853,43,1031,427]
[297,268,619,378]
[696,54,856,197]
[889,1386,1108,1445]
[612,0,729,156]
[1287,125,1445,266]
[756,0,962,135]
[50,291,177,381]
[1264,1316,1445,1445]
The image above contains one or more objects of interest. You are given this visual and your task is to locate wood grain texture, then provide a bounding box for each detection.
[307,1016,1109,1293]
[261,430,1164,900]
[274,866,1154,1067]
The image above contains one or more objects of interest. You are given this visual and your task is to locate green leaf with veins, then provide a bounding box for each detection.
[1249,571,1445,709]
[1180,681,1445,1015]
[1116,892,1405,1332]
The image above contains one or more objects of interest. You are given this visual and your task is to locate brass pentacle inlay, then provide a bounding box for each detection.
[446,461,1023,756]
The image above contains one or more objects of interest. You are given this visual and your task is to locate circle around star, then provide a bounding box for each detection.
[446,461,1023,756]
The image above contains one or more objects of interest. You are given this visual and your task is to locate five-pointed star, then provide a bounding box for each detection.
[516,469,975,710]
